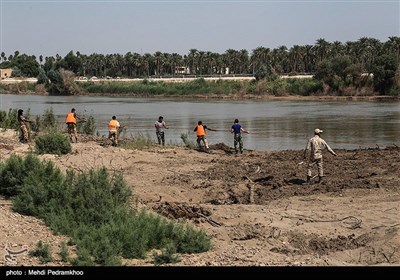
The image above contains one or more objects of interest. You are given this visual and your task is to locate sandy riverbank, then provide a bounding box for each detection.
[1,129,399,266]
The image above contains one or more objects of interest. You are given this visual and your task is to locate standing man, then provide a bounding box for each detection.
[17,109,33,143]
[303,128,337,185]
[65,108,83,143]
[231,118,249,154]
[108,115,123,146]
[194,120,216,152]
[155,116,169,146]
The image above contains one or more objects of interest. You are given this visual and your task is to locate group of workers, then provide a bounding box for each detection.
[16,108,337,185]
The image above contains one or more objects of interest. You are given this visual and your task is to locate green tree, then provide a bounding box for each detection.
[10,54,40,77]
[331,55,352,81]
[56,51,83,75]
[46,69,62,94]
[37,69,49,85]
[372,54,399,95]
[254,63,278,81]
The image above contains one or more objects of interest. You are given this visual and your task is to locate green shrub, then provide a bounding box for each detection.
[70,247,94,266]
[0,108,19,130]
[41,107,58,130]
[1,155,211,266]
[153,243,181,265]
[78,115,96,135]
[0,154,45,197]
[30,107,59,133]
[29,241,53,263]
[180,132,196,148]
[59,242,70,262]
[35,132,72,155]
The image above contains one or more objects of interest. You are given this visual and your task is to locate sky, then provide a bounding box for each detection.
[0,0,399,58]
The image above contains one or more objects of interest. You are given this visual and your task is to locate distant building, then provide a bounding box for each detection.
[175,66,190,75]
[0,68,12,79]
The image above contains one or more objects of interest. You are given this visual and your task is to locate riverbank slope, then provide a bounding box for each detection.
[1,130,399,266]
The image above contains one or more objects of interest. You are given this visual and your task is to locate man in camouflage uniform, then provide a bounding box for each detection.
[303,128,337,184]
[17,109,33,143]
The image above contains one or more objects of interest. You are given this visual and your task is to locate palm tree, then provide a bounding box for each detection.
[314,38,331,63]
[206,52,221,75]
[302,45,315,73]
[288,45,303,73]
[386,36,400,60]
[131,52,142,77]
[79,54,88,76]
[142,53,153,77]
[271,45,288,74]
[331,41,344,57]
[170,53,183,76]
[186,49,199,75]
[153,51,163,77]
[39,55,43,67]
[238,49,249,74]
[250,47,271,74]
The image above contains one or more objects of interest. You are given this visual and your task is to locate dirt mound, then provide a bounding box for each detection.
[209,142,234,153]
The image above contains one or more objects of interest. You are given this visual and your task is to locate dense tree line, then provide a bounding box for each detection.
[1,36,399,95]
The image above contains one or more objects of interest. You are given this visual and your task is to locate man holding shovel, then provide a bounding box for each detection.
[303,128,337,185]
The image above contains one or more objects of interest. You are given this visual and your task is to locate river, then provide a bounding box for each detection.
[1,94,399,151]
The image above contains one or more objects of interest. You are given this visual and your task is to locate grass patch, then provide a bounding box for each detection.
[120,132,154,149]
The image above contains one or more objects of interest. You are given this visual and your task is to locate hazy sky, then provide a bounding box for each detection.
[1,0,399,58]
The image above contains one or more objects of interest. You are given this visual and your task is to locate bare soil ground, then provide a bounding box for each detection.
[1,129,399,266]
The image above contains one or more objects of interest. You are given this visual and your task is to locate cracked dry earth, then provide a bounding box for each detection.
[1,129,399,266]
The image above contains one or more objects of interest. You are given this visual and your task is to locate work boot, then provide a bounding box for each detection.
[318,176,324,184]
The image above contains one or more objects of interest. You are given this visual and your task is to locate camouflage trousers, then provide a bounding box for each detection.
[234,133,243,153]
[307,158,323,177]
[156,131,165,146]
[19,124,29,142]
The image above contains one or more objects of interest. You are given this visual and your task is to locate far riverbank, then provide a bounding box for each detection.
[1,90,399,102]
[2,77,398,100]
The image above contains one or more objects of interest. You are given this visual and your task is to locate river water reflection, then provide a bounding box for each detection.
[1,94,399,151]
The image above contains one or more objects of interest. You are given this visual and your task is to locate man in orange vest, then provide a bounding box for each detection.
[65,108,83,143]
[193,120,216,153]
[108,116,123,146]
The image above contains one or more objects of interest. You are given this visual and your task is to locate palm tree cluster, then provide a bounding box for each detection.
[0,37,398,79]
[1,37,399,95]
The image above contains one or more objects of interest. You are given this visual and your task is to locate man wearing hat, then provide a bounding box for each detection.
[303,128,337,185]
